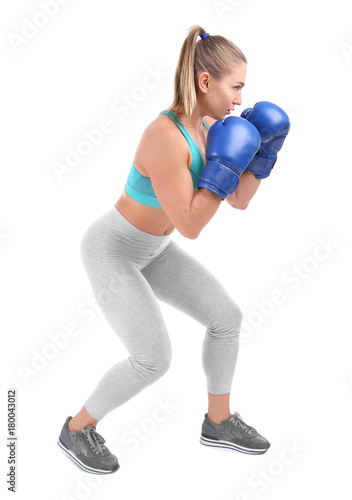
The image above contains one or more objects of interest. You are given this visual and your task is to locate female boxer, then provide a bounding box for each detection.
[57,25,289,474]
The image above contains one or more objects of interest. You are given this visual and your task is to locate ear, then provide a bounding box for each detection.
[197,72,210,94]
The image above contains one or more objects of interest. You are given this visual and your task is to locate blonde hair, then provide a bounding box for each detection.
[167,25,247,117]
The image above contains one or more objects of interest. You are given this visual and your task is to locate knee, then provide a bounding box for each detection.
[209,302,243,339]
[228,302,243,331]
[129,349,172,383]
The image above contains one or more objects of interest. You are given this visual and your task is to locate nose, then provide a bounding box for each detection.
[234,92,242,107]
[233,91,242,106]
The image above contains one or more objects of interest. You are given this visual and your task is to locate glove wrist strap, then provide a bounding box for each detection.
[245,154,277,179]
[198,160,241,199]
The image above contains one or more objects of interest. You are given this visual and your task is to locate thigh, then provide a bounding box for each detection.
[80,210,172,358]
[82,252,172,358]
[140,240,243,329]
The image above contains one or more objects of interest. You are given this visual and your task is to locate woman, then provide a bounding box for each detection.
[57,25,289,474]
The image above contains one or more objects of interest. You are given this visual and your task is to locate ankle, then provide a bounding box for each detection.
[68,420,81,433]
[208,412,230,424]
[69,419,97,433]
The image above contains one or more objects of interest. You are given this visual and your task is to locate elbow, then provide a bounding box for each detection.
[233,201,248,210]
[176,215,201,239]
[180,227,200,240]
[185,221,203,239]
[186,231,200,240]
[178,221,201,240]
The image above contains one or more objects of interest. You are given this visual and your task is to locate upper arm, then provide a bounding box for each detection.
[134,120,195,237]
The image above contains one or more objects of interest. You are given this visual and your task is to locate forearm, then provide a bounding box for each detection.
[184,171,259,238]
[185,187,222,239]
[226,170,261,209]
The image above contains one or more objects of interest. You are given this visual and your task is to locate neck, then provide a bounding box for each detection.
[174,107,206,135]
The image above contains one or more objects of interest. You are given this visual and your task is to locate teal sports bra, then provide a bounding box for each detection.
[125,110,210,210]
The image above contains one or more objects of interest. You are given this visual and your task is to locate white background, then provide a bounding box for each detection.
[1,0,352,498]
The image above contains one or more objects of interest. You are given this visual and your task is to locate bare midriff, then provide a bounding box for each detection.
[114,186,176,236]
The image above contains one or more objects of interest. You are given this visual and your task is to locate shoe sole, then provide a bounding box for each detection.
[57,439,120,474]
[199,435,270,455]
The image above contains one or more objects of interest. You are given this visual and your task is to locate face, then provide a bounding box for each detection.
[198,62,247,121]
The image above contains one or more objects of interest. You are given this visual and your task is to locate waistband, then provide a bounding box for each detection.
[108,206,173,244]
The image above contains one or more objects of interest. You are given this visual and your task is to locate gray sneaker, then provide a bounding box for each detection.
[57,416,120,474]
[200,412,270,455]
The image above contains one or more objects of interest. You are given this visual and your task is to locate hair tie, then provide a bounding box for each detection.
[200,33,209,39]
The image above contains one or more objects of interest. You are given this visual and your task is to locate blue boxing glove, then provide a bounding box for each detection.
[241,101,290,179]
[198,116,261,200]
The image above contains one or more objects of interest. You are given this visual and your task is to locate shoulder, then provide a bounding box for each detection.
[134,113,189,169]
[142,113,182,142]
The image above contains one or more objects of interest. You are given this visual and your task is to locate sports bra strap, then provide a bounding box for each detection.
[159,110,210,164]
[159,110,210,136]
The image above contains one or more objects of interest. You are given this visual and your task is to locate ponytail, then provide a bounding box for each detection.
[167,25,247,117]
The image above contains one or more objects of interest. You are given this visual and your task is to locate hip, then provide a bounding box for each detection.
[80,205,174,270]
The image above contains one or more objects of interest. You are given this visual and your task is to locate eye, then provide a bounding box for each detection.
[234,86,241,91]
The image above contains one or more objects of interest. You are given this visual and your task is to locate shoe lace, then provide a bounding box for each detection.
[81,425,107,456]
[229,412,256,435]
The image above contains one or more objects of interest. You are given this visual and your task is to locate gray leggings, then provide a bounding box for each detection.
[80,206,243,421]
